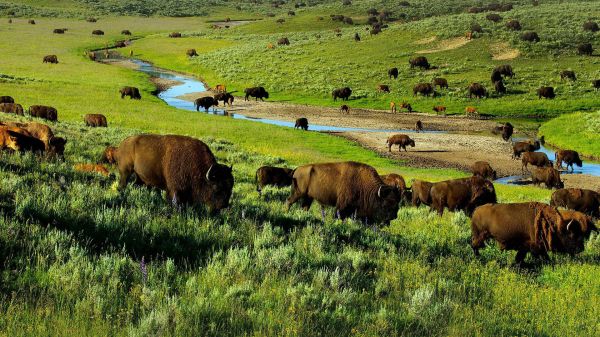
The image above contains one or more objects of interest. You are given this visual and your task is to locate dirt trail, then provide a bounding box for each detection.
[490,42,520,60]
[417,37,472,54]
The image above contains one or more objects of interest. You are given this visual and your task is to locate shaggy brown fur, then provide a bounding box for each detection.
[521,152,552,172]
[84,114,108,127]
[531,167,563,189]
[28,105,58,121]
[0,103,24,115]
[550,188,600,218]
[471,161,496,180]
[430,176,497,216]
[255,166,294,194]
[411,179,433,207]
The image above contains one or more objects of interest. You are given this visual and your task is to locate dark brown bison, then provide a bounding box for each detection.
[28,105,57,121]
[411,179,433,207]
[213,92,234,107]
[86,17,97,23]
[583,21,599,32]
[493,64,514,78]
[332,87,352,101]
[122,29,132,35]
[551,188,600,218]
[169,32,182,38]
[537,86,555,99]
[114,41,127,48]
[486,13,502,22]
[430,176,497,216]
[186,49,198,57]
[92,30,104,36]
[415,120,423,132]
[413,83,434,97]
[494,80,506,95]
[294,118,308,131]
[277,37,290,45]
[501,122,513,141]
[43,55,58,64]
[592,79,600,90]
[555,150,582,172]
[521,152,552,172]
[3,127,46,154]
[120,86,141,99]
[506,20,521,31]
[468,83,487,99]
[0,128,21,151]
[244,87,269,101]
[560,70,576,81]
[0,103,24,115]
[377,84,390,93]
[432,77,448,89]
[53,28,66,34]
[286,161,401,224]
[340,105,349,114]
[399,102,413,113]
[531,167,564,189]
[28,19,35,25]
[388,67,399,79]
[512,140,540,159]
[354,33,360,41]
[577,43,593,56]
[114,134,234,212]
[194,97,217,112]
[84,114,108,127]
[491,70,503,83]
[381,173,412,205]
[386,134,415,152]
[255,166,294,195]
[471,161,497,180]
[521,31,540,42]
[471,202,597,264]
[409,56,430,70]
[0,96,14,104]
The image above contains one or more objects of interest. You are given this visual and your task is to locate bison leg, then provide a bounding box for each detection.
[514,249,528,265]
[118,167,133,191]
[300,197,313,211]
[285,188,304,211]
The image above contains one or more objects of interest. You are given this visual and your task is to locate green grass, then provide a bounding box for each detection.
[540,110,600,159]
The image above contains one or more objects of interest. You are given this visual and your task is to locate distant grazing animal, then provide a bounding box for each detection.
[390,101,396,113]
[286,161,401,225]
[74,164,110,177]
[370,27,381,36]
[92,30,104,35]
[380,173,412,205]
[415,120,423,132]
[267,43,274,49]
[432,77,448,89]
[255,166,294,195]
[43,55,58,64]
[531,167,563,189]
[491,70,503,83]
[555,150,582,172]
[186,49,198,57]
[194,96,217,112]
[560,70,576,81]
[215,84,226,92]
[86,17,97,23]
[486,13,502,22]
[577,43,593,56]
[409,56,430,70]
[120,86,141,99]
[583,21,599,32]
[471,161,497,180]
[494,64,514,78]
[505,20,521,30]
[213,92,234,107]
[465,106,478,115]
[53,28,65,34]
[468,83,487,98]
[114,41,127,48]
[386,134,415,152]
[388,67,399,79]
[2,121,66,156]
[521,152,552,172]
[521,31,540,42]
[537,86,555,99]
[122,30,132,35]
[502,122,513,141]
[354,33,360,41]
[114,134,234,212]
[412,179,433,207]
[294,118,309,131]
[377,84,390,93]
[551,188,600,218]
[340,105,349,114]
[169,32,182,38]
[0,96,14,104]
[101,146,117,164]
[332,87,352,101]
[465,31,473,40]
[28,105,57,121]
[399,102,413,112]
[592,79,600,90]
[28,19,35,25]
[471,202,596,264]
[277,37,290,45]
[84,114,108,127]
[430,176,497,216]
[1,127,45,154]
[433,105,446,114]
[7,19,11,24]
[494,80,506,95]
[244,87,269,101]
[512,140,540,159]
[413,83,434,97]
[0,103,24,115]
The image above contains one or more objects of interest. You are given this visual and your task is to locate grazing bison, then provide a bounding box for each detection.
[3,121,66,156]
[388,67,399,79]
[432,77,448,89]
[551,188,600,218]
[53,28,66,34]
[92,30,104,35]
[114,41,127,48]
[577,43,593,56]
[412,179,433,207]
[468,83,487,99]
[84,114,108,127]
[28,19,35,25]
[43,55,58,64]
[28,105,57,121]
[413,83,434,97]
[502,122,513,141]
[471,161,497,180]
[531,167,563,189]
[0,103,24,115]
[537,86,555,99]
[491,70,503,83]
[386,134,415,152]
[486,13,502,22]
[560,70,576,81]
[0,96,14,104]
[186,49,198,57]
[415,120,423,132]
[521,31,540,42]
[255,166,294,195]
[114,134,234,212]
[3,128,46,154]
[521,152,552,172]
[465,106,478,116]
[122,30,132,35]
[101,146,118,164]
[409,56,430,70]
[430,176,497,216]
[494,80,506,95]
[399,102,413,112]
[213,92,234,107]
[120,86,141,99]
[86,17,97,23]
[583,21,599,32]
[377,84,390,93]
[354,33,360,41]
[340,104,349,114]
[555,150,582,172]
[332,87,352,101]
[169,32,181,38]
[433,105,446,114]
[381,173,412,205]
[493,64,514,78]
[294,118,308,131]
[244,87,269,101]
[286,161,401,224]
[592,79,600,90]
[512,140,540,159]
[471,202,597,264]
[194,97,217,112]
[277,37,290,45]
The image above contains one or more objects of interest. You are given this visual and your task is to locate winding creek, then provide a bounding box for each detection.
[131,59,600,184]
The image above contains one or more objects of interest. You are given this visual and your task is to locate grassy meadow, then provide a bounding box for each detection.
[0,1,599,335]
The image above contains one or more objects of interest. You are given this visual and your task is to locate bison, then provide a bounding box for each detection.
[433,105,446,114]
[592,79,600,90]
[169,32,181,38]
[531,167,563,189]
[468,83,487,99]
[286,161,401,224]
[409,56,430,70]
[577,43,593,56]
[551,188,600,218]
[493,64,514,78]
[386,134,415,152]
[555,150,582,172]
[294,118,308,131]
[53,28,65,34]
[186,49,198,57]
[399,102,413,112]
[255,166,294,196]
[101,146,118,164]
[28,105,58,121]
[560,70,576,81]
[381,173,412,205]
[388,67,399,79]
[84,114,108,127]
[512,140,540,159]
[120,86,141,99]
[114,134,234,212]
[43,55,58,64]
[432,77,448,89]
[244,87,269,101]
[499,122,513,142]
[415,120,423,132]
[277,37,290,45]
[471,161,497,180]
[583,21,599,32]
[0,96,14,104]
[0,103,24,115]
[537,86,555,99]
[471,202,597,264]
[494,80,506,95]
[521,31,540,42]
[194,97,217,112]
[413,83,434,97]
[332,87,352,101]
[74,164,110,177]
[340,105,349,114]
[521,151,552,172]
[92,30,104,36]
[491,70,503,83]
[213,92,234,107]
[0,128,22,151]
[411,179,433,207]
[122,30,132,35]
[3,121,66,156]
[430,176,497,216]
[377,84,390,93]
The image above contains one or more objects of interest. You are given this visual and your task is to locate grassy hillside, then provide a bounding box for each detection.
[540,110,600,158]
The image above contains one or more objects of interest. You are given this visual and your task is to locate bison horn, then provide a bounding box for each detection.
[378,185,383,198]
[206,165,214,181]
[567,219,574,231]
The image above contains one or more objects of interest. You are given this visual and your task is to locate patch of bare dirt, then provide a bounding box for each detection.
[490,42,520,60]
[208,20,256,28]
[417,37,472,54]
[150,77,183,92]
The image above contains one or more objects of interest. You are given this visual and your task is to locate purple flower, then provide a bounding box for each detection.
[321,207,326,221]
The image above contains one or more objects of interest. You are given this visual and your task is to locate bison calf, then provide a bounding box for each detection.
[255,166,294,196]
[294,118,308,131]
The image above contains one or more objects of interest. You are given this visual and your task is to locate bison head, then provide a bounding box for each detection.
[205,163,234,212]
[554,211,596,255]
[49,137,67,157]
[372,185,401,225]
[409,139,415,147]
